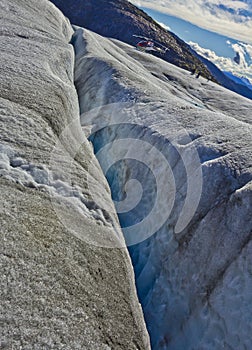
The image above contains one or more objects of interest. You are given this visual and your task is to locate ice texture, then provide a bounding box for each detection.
[0,1,150,349]
[73,27,252,349]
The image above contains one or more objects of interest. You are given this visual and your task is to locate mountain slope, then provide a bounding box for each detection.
[50,0,252,100]
[50,0,214,79]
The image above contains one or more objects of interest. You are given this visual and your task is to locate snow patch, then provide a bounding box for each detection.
[0,143,111,227]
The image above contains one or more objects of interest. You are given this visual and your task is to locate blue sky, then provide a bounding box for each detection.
[140,7,237,57]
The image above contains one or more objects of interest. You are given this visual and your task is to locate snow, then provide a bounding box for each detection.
[0,142,115,229]
[73,27,252,349]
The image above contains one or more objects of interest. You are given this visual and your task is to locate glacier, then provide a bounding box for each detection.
[0,1,150,349]
[1,0,252,349]
[73,27,252,349]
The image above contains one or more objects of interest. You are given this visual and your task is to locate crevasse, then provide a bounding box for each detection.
[71,26,252,350]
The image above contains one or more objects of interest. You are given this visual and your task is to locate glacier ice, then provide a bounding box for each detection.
[0,1,150,349]
[73,27,252,349]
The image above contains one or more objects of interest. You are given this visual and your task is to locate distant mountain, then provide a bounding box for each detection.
[50,0,252,100]
[223,71,252,90]
[191,50,252,100]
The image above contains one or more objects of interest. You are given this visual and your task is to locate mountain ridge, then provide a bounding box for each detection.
[50,0,215,79]
[50,0,252,100]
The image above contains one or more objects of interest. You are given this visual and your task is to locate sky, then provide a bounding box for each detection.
[130,1,252,82]
[131,0,252,43]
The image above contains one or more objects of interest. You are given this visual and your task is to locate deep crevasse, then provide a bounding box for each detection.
[72,26,252,349]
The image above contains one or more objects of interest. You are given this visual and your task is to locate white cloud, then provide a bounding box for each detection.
[131,0,252,43]
[232,43,247,68]
[189,40,252,81]
[240,43,252,59]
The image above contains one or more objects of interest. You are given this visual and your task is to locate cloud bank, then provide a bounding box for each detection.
[189,40,252,81]
[131,0,252,43]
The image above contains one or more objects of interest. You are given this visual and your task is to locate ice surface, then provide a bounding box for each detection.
[0,1,150,349]
[73,27,252,349]
[0,143,114,227]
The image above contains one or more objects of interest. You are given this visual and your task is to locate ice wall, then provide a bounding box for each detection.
[73,27,252,349]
